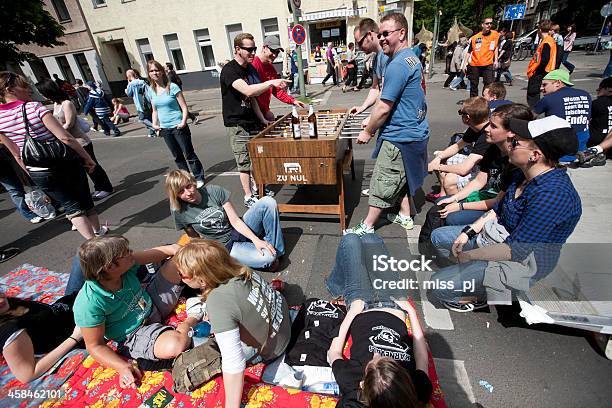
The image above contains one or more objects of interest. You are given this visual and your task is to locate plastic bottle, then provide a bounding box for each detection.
[188,321,211,346]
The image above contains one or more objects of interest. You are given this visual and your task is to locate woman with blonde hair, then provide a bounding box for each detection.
[165,169,284,270]
[147,60,205,187]
[175,239,291,408]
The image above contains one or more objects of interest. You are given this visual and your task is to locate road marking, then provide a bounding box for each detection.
[208,171,241,176]
[321,90,332,105]
[572,78,596,82]
[433,358,476,407]
[92,134,150,141]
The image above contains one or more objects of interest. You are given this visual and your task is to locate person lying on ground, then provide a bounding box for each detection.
[174,239,291,408]
[165,169,284,271]
[73,235,197,389]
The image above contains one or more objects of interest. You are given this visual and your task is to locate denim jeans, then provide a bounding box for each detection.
[99,115,120,136]
[65,254,85,296]
[430,225,478,258]
[0,167,36,220]
[449,72,470,90]
[137,111,156,136]
[160,126,205,182]
[291,73,299,93]
[229,197,285,269]
[446,210,485,226]
[496,68,513,82]
[561,51,575,73]
[326,233,405,307]
[430,260,488,304]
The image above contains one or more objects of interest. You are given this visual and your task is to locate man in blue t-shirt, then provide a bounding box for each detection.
[125,69,155,137]
[534,69,591,161]
[344,13,430,236]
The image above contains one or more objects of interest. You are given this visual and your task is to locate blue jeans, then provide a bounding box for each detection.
[99,115,120,136]
[431,225,478,258]
[449,72,470,90]
[291,73,299,93]
[137,111,156,136]
[326,233,405,307]
[446,210,485,226]
[0,166,36,220]
[430,260,488,304]
[561,51,575,73]
[496,68,513,82]
[160,126,205,183]
[229,197,284,269]
[65,254,85,295]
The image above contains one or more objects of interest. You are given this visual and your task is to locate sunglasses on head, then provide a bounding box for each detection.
[239,46,257,53]
[377,29,401,39]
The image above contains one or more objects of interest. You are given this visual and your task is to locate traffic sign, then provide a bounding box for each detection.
[503,4,526,21]
[292,24,306,45]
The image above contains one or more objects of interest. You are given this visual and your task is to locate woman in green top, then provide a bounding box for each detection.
[165,169,284,270]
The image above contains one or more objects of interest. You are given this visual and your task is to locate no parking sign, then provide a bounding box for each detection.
[292,24,306,45]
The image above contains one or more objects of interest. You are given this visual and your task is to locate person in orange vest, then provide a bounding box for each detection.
[461,17,499,98]
[526,20,557,108]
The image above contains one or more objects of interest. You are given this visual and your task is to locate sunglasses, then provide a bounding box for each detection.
[458,109,467,116]
[239,46,258,53]
[357,31,371,47]
[377,29,401,39]
[510,138,535,150]
[484,22,493,25]
[268,47,281,54]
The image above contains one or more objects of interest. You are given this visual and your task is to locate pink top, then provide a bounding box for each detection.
[118,106,129,115]
[0,100,54,154]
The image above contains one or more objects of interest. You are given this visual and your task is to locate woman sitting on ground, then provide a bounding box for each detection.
[175,239,291,408]
[165,169,284,270]
[326,233,432,407]
[111,98,130,124]
[0,290,82,383]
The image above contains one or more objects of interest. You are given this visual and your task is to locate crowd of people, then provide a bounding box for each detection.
[0,10,610,408]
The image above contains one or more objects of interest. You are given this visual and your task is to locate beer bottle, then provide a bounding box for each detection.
[292,106,301,139]
[308,104,318,138]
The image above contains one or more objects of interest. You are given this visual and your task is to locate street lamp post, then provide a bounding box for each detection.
[429,2,442,80]
[289,1,307,97]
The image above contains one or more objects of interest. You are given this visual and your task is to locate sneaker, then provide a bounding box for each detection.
[426,192,442,203]
[265,188,275,197]
[192,117,200,126]
[442,300,489,313]
[386,213,414,230]
[244,194,259,208]
[580,152,607,168]
[30,216,44,224]
[196,180,205,188]
[92,190,112,200]
[449,86,458,91]
[343,220,375,236]
[577,147,600,164]
[113,132,121,137]
[71,224,77,231]
[44,211,56,220]
[94,225,109,237]
[361,188,370,196]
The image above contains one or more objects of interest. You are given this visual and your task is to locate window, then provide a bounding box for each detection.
[74,53,94,82]
[56,56,76,83]
[51,0,71,22]
[226,23,243,54]
[136,38,154,69]
[163,34,186,71]
[261,18,280,38]
[194,29,216,69]
[28,59,50,83]
[92,0,106,7]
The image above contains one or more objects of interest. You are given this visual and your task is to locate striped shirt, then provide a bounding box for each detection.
[0,100,54,154]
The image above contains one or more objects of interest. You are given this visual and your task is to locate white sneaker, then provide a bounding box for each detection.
[244,194,259,208]
[185,297,207,320]
[94,225,109,237]
[71,224,77,231]
[361,188,370,196]
[92,190,112,199]
[30,216,44,224]
[196,180,205,188]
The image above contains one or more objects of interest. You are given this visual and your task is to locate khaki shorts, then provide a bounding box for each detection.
[228,125,253,172]
[368,140,407,209]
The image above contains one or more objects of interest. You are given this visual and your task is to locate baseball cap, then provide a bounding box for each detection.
[263,35,283,51]
[508,115,578,161]
[543,69,574,86]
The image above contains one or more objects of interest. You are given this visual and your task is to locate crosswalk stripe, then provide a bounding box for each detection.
[433,358,477,407]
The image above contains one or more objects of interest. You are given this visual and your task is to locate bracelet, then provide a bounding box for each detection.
[461,225,477,240]
[69,336,79,344]
[459,202,464,211]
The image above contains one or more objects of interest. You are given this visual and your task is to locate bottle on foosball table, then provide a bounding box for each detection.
[291,106,301,139]
[308,104,318,139]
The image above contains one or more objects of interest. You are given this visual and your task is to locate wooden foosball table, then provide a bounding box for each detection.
[247,109,366,231]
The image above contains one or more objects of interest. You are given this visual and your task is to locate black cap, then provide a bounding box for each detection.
[508,116,578,161]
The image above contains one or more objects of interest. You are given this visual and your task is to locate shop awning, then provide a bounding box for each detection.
[291,7,367,22]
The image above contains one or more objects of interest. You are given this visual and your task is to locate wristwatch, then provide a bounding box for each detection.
[461,225,477,239]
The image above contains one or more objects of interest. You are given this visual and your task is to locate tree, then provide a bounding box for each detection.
[0,0,65,64]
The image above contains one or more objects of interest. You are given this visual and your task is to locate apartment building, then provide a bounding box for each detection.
[78,0,414,91]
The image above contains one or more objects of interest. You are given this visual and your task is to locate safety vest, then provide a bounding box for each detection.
[527,35,557,78]
[469,31,500,67]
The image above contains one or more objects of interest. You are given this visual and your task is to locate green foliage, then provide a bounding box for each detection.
[0,0,65,64]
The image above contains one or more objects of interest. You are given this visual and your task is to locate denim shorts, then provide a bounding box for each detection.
[29,164,94,219]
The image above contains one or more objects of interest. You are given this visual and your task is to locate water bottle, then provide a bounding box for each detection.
[24,189,54,219]
[304,381,340,396]
[188,321,211,347]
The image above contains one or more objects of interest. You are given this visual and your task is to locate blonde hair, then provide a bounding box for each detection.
[112,97,122,105]
[165,169,197,211]
[461,96,489,124]
[174,239,252,299]
[79,235,131,282]
[0,72,30,103]
[147,60,170,94]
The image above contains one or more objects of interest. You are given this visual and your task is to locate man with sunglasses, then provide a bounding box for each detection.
[344,13,429,236]
[220,33,289,208]
[461,17,499,98]
[252,35,306,123]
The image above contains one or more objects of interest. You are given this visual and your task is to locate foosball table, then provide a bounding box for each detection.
[247,109,368,231]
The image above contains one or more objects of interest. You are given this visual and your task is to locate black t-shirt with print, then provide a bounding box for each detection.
[590,95,612,145]
[461,124,490,157]
[478,144,515,192]
[331,311,432,404]
[0,294,76,355]
[220,59,259,129]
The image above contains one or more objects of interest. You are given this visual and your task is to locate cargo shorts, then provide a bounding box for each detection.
[368,140,407,209]
[228,125,254,172]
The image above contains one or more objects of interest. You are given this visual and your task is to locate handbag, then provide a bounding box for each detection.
[20,104,78,168]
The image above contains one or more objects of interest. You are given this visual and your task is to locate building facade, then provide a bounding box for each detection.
[77,0,414,92]
[18,0,110,91]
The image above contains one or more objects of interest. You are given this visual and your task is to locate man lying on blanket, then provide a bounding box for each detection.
[73,235,198,389]
[325,233,433,407]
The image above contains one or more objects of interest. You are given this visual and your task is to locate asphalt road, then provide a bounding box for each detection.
[1,51,611,407]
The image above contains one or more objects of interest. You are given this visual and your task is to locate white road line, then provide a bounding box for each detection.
[572,78,596,82]
[321,90,332,105]
[208,171,241,176]
[92,134,150,141]
[433,358,477,407]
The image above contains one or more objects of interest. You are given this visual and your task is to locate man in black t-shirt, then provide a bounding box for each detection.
[427,97,490,199]
[220,32,288,208]
[589,77,612,147]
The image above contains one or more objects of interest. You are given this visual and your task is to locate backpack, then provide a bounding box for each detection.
[172,338,222,393]
[138,82,152,115]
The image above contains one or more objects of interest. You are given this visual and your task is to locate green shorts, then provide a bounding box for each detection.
[228,125,253,172]
[368,140,407,209]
